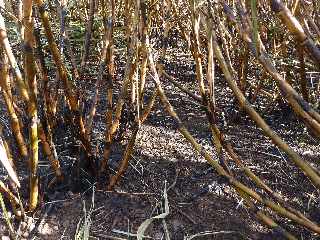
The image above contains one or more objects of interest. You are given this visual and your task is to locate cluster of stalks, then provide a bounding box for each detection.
[0,0,319,238]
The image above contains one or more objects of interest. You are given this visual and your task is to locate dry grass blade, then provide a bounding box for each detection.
[0,193,16,238]
[0,136,20,187]
[185,230,236,240]
[136,182,170,240]
[74,187,95,240]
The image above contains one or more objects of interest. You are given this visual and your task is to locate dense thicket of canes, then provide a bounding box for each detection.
[0,0,319,238]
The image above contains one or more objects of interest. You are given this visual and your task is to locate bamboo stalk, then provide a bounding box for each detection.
[0,7,29,102]
[108,53,137,137]
[191,5,233,175]
[34,24,56,125]
[35,0,77,110]
[80,0,96,70]
[102,4,140,163]
[97,0,116,180]
[107,124,139,190]
[38,125,63,180]
[237,189,297,240]
[0,181,19,206]
[270,0,320,67]
[297,43,308,101]
[190,0,206,99]
[0,52,28,158]
[138,0,149,104]
[34,20,63,181]
[23,0,39,211]
[87,0,115,136]
[161,68,202,103]
[206,17,215,106]
[139,88,158,124]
